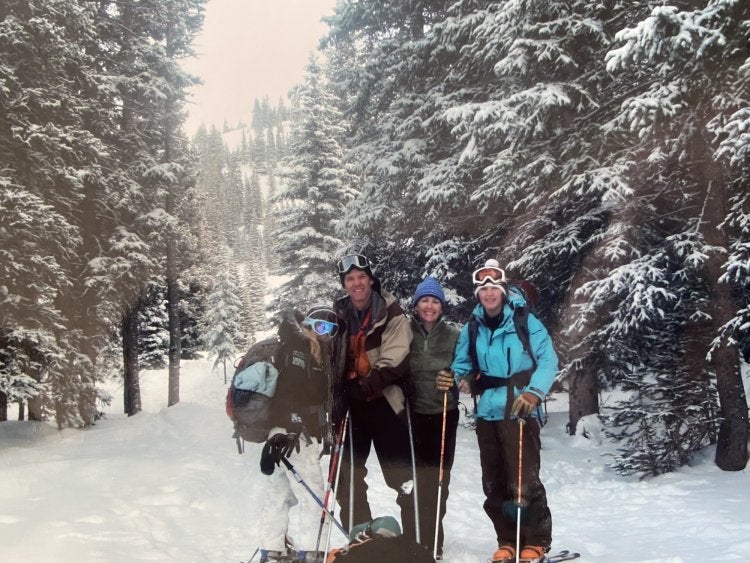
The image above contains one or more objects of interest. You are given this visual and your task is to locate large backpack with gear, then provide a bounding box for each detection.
[326,516,435,563]
[225,336,281,446]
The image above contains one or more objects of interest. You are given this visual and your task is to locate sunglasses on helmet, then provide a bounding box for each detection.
[337,254,371,275]
[472,265,507,286]
[303,318,339,337]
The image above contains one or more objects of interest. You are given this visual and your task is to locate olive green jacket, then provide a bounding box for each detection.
[409,316,459,415]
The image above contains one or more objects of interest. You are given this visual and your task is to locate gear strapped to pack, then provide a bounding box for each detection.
[466,294,539,420]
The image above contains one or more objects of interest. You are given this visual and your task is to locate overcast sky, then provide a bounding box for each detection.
[182,0,338,134]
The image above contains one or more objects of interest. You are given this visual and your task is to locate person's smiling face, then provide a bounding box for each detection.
[477,284,505,317]
[343,269,373,310]
[416,296,443,329]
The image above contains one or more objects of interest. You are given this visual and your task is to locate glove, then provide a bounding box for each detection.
[511,392,540,417]
[260,432,301,475]
[344,378,364,403]
[359,371,381,397]
[436,368,455,392]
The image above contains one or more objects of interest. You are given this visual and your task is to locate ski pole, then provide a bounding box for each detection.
[515,418,526,563]
[324,413,350,561]
[406,402,421,544]
[315,411,349,558]
[433,391,448,560]
[279,456,348,536]
[347,416,354,533]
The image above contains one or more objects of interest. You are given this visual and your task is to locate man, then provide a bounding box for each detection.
[330,253,416,541]
[437,259,558,563]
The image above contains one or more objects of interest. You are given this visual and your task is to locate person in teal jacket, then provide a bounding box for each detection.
[436,259,558,563]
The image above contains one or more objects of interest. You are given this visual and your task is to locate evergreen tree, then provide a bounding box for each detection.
[178,277,208,360]
[202,254,246,383]
[0,187,73,420]
[0,0,110,426]
[269,55,355,308]
[138,286,169,370]
[600,0,748,471]
[322,0,749,472]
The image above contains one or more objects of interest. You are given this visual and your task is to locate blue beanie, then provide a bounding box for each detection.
[412,276,446,308]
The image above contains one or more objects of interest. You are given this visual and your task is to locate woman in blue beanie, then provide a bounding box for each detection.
[408,276,460,559]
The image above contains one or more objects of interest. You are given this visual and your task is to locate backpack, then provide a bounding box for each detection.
[328,536,435,562]
[225,336,281,445]
[328,516,435,563]
[466,280,544,420]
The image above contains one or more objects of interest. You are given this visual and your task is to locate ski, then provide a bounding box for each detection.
[544,550,581,563]
[243,547,327,563]
[489,550,580,563]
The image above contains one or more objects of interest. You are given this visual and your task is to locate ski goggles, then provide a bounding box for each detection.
[472,265,507,286]
[303,317,339,337]
[306,306,337,323]
[337,254,371,275]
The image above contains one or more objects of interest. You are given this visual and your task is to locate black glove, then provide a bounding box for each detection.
[260,432,300,475]
[359,369,383,397]
[344,378,364,403]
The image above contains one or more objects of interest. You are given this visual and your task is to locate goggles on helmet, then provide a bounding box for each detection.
[337,254,371,275]
[472,266,507,286]
[303,318,339,337]
[306,306,337,323]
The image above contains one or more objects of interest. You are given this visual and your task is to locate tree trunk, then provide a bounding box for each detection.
[567,355,599,436]
[27,394,42,421]
[18,400,25,421]
[698,170,748,470]
[558,248,604,436]
[166,248,181,407]
[0,391,6,421]
[164,18,181,408]
[713,342,748,470]
[122,302,142,416]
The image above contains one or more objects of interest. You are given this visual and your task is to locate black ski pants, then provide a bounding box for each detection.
[412,407,459,556]
[476,418,552,549]
[336,396,416,541]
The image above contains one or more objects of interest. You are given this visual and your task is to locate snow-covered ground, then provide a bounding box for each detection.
[1,356,749,562]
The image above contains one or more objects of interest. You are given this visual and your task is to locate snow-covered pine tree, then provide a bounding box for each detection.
[0,0,117,426]
[269,55,355,308]
[241,169,268,339]
[194,125,232,247]
[0,188,74,421]
[322,0,748,472]
[597,0,748,471]
[178,277,208,361]
[0,0,204,425]
[138,286,170,370]
[85,0,205,417]
[202,253,247,384]
[323,0,464,302]
[150,0,206,407]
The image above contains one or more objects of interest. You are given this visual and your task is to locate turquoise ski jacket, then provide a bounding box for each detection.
[450,293,558,421]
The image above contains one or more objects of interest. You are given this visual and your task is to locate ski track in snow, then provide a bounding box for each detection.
[1,356,749,562]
